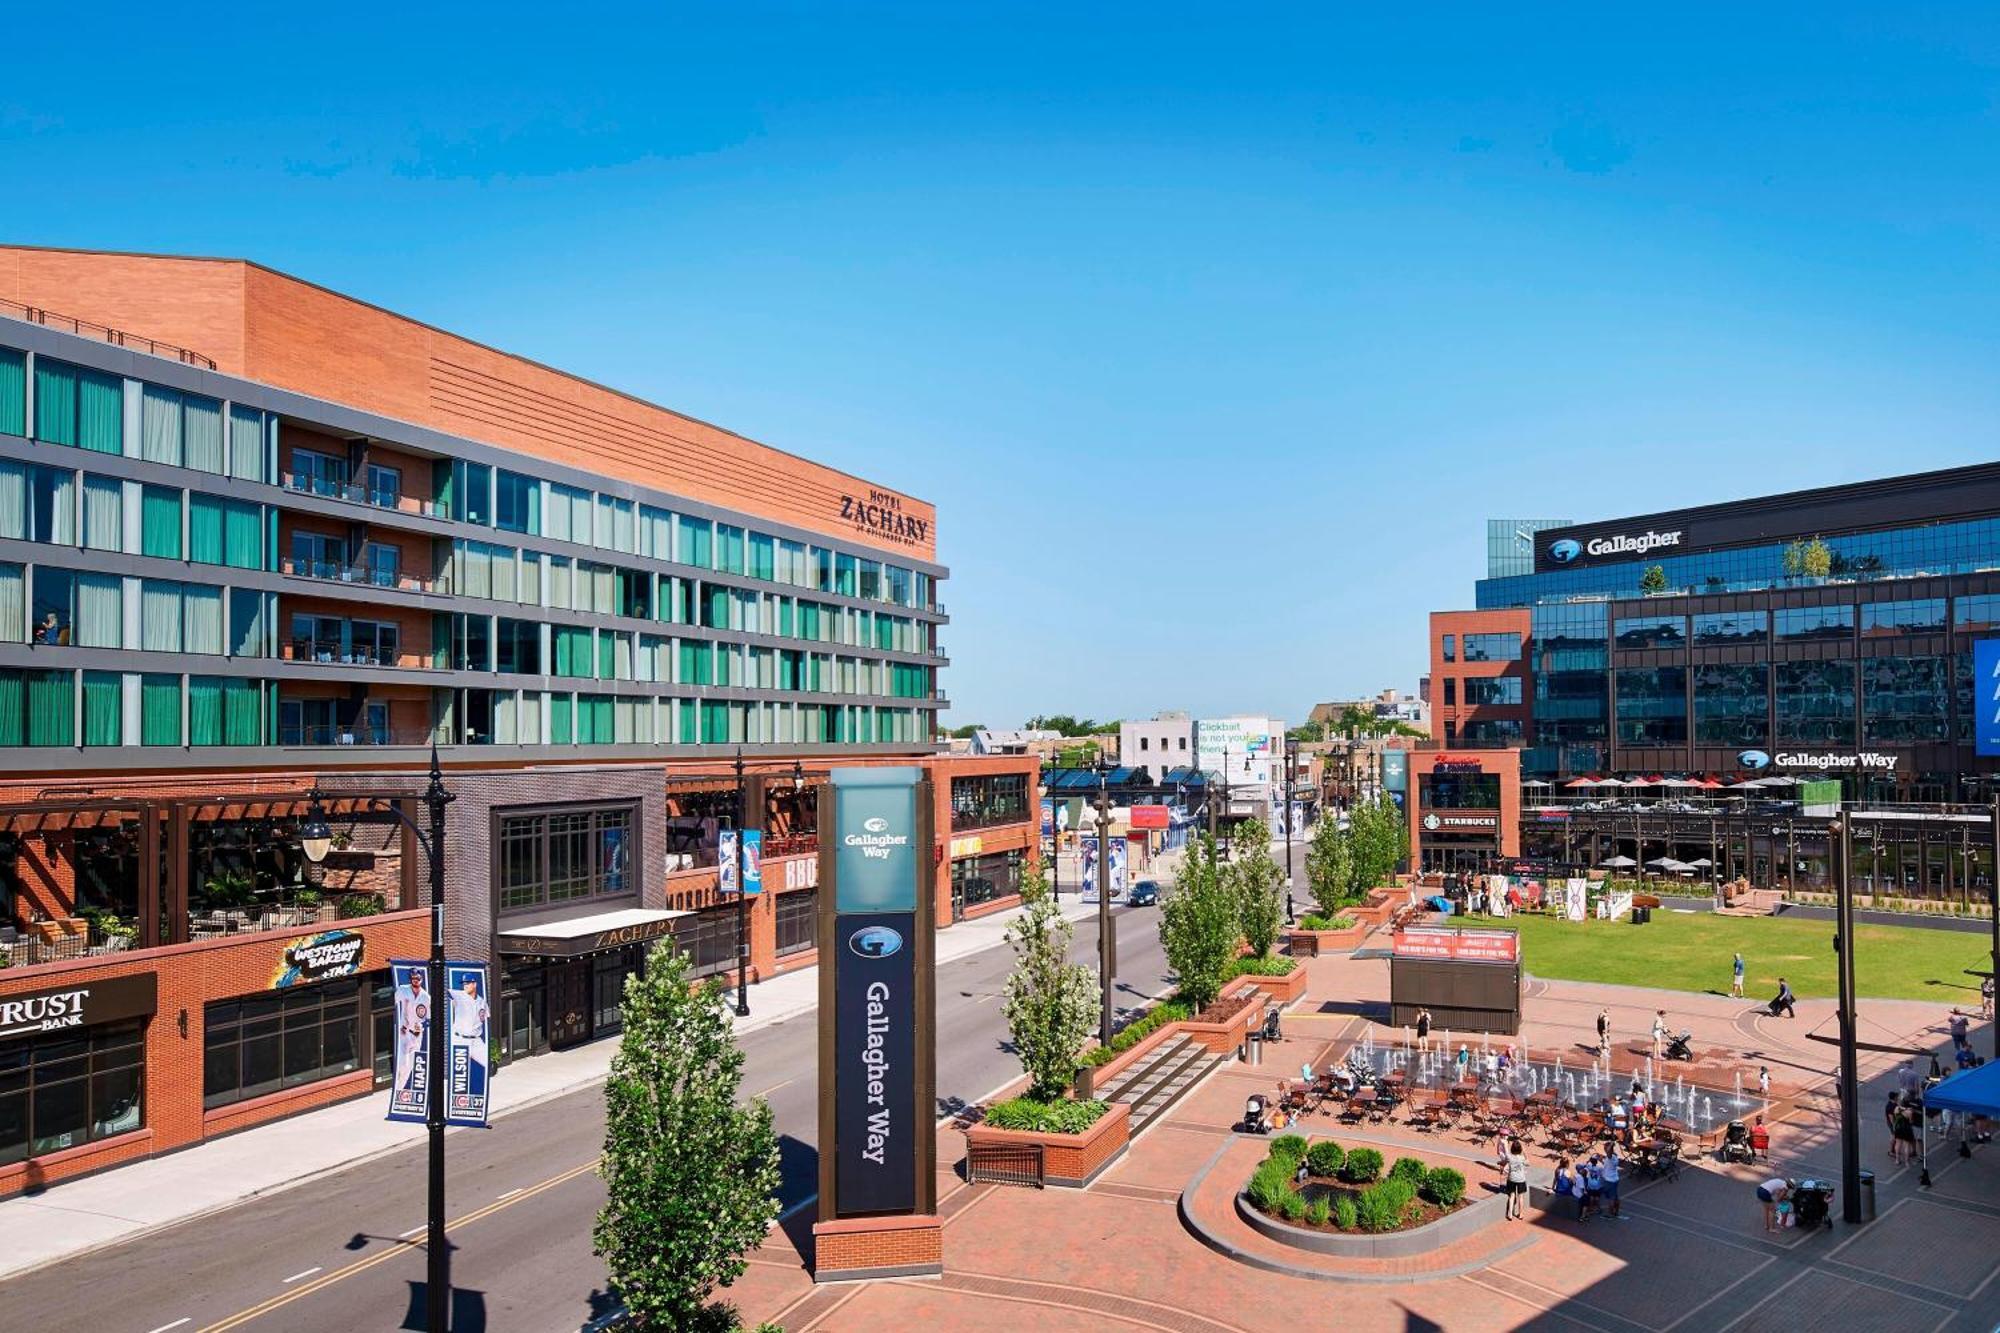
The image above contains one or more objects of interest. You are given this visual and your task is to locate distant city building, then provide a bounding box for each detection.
[1486,518,1573,579]
[1120,710,1193,766]
[1307,688,1428,731]
[971,728,1061,755]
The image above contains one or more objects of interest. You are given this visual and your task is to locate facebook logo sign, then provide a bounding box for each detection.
[1977,640,2000,757]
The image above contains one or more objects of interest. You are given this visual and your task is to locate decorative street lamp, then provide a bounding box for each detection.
[301,745,454,1333]
[733,748,751,1019]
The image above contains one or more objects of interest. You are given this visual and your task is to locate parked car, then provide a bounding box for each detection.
[1128,880,1161,907]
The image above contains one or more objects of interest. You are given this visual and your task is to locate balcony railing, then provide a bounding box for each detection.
[286,638,405,668]
[280,556,438,593]
[280,471,449,519]
[1,295,216,369]
[280,724,437,747]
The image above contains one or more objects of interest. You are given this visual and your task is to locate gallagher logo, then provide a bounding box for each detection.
[848,925,904,959]
[863,817,889,834]
[1549,539,1582,565]
[1737,749,1771,770]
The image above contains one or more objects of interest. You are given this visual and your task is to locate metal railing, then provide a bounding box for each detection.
[965,1141,1044,1188]
[280,724,436,747]
[280,471,449,519]
[287,638,402,668]
[280,556,437,593]
[0,295,216,369]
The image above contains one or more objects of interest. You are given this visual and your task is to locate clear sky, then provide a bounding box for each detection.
[9,6,2000,730]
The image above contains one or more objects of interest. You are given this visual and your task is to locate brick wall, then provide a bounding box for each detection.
[810,1215,943,1279]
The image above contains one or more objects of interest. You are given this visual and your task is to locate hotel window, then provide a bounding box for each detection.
[228,406,268,483]
[188,676,266,747]
[1774,604,1854,643]
[597,496,635,553]
[141,485,182,559]
[1690,610,1767,646]
[191,495,264,570]
[749,532,776,581]
[445,460,491,525]
[1861,598,1947,636]
[0,349,22,436]
[716,524,746,575]
[676,515,712,569]
[495,805,635,911]
[857,559,882,601]
[142,385,221,468]
[835,553,857,597]
[496,618,542,674]
[1463,677,1522,706]
[231,589,273,658]
[202,977,370,1110]
[80,476,122,552]
[0,563,20,643]
[1613,614,1685,650]
[367,464,401,510]
[82,671,121,747]
[638,505,672,558]
[496,470,541,534]
[0,668,75,746]
[0,1018,146,1163]
[290,447,349,499]
[141,674,181,746]
[33,359,123,454]
[553,626,594,678]
[0,461,78,546]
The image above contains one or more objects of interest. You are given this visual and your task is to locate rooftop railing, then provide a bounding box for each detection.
[1,295,216,369]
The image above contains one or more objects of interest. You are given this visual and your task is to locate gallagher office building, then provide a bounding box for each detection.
[0,246,1037,1194]
[1421,464,2000,876]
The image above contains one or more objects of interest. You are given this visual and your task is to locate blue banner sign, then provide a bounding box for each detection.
[445,961,491,1127]
[742,829,763,896]
[1978,640,2000,757]
[830,767,921,914]
[388,960,432,1123]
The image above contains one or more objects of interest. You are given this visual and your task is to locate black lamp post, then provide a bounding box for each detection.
[1282,738,1296,924]
[733,748,751,1018]
[301,746,454,1333]
[1094,759,1116,1046]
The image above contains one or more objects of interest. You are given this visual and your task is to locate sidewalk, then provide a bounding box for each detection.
[0,894,1093,1283]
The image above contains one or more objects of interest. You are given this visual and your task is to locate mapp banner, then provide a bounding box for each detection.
[387,960,433,1123]
[830,767,921,914]
[445,962,492,1128]
[834,910,918,1215]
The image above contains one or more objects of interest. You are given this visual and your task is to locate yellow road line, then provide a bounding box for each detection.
[199,1158,602,1332]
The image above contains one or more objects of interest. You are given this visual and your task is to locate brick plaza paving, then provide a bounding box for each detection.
[734,946,2000,1331]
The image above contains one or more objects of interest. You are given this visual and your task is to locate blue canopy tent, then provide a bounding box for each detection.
[1925,1061,2000,1116]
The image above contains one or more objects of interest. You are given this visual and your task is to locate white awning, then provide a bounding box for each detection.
[498,907,691,958]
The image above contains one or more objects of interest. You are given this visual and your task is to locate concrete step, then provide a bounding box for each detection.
[1097,1035,1193,1104]
[1125,1042,1224,1132]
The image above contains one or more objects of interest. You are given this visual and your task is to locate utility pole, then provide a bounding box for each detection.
[1281,736,1296,923]
[1095,765,1116,1046]
[1834,812,1862,1224]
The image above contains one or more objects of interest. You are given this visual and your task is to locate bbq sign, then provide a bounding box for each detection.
[838,489,930,548]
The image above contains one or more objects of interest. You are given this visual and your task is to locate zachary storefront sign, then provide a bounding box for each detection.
[839,490,930,547]
[0,972,157,1040]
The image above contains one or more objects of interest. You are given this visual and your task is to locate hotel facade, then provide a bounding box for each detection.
[0,246,1036,1193]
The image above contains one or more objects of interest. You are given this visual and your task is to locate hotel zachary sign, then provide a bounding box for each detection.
[839,489,930,548]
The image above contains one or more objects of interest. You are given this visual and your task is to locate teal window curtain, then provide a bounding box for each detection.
[188,496,224,564]
[228,406,266,482]
[141,580,183,652]
[81,672,121,746]
[187,677,224,745]
[0,669,21,745]
[26,669,74,746]
[0,350,23,437]
[182,396,224,473]
[74,573,122,648]
[223,500,262,569]
[34,361,77,446]
[677,518,711,568]
[142,486,182,558]
[141,674,182,745]
[82,476,123,551]
[716,525,745,574]
[596,633,616,680]
[0,460,23,541]
[222,678,261,745]
[141,386,184,466]
[0,563,21,643]
[549,693,573,744]
[749,533,775,581]
[77,369,123,454]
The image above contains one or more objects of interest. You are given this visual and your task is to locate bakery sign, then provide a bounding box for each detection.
[0,972,158,1039]
[271,929,367,988]
[839,489,930,548]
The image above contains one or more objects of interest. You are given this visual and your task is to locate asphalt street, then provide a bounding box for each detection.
[2,898,1174,1333]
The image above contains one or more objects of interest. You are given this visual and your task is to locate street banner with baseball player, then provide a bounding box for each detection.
[445,961,492,1127]
[388,960,433,1123]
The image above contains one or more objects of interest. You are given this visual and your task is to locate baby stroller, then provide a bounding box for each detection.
[1242,1093,1272,1135]
[1260,1006,1283,1043]
[1790,1178,1835,1231]
[1720,1120,1755,1164]
[1664,1030,1694,1062]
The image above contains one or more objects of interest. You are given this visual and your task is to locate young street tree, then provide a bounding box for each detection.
[1002,860,1101,1101]
[1160,834,1240,1012]
[1305,805,1356,916]
[1350,796,1408,897]
[594,943,781,1332]
[1229,816,1284,958]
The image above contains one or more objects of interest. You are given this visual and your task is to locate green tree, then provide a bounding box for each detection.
[1782,539,1806,577]
[1802,537,1832,578]
[1305,806,1357,915]
[594,944,781,1332]
[1287,720,1326,743]
[1640,564,1668,593]
[1001,863,1101,1101]
[1336,704,1376,738]
[945,722,986,740]
[1160,834,1240,1011]
[1349,796,1407,896]
[1025,714,1102,737]
[1054,741,1101,768]
[1229,817,1285,957]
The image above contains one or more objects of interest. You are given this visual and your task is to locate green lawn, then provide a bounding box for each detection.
[1454,909,1989,1003]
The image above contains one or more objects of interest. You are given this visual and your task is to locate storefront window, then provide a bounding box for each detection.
[950,774,1029,830]
[202,975,371,1109]
[0,1019,146,1164]
[494,805,638,912]
[776,889,818,957]
[1419,772,1500,809]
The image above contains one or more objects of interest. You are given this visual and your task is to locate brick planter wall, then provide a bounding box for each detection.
[963,1100,1131,1188]
[1286,925,1370,956]
[811,1214,943,1282]
[1074,1019,1183,1100]
[1183,989,1260,1056]
[1238,964,1307,1005]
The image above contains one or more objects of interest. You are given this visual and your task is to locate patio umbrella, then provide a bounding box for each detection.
[1595,778,1628,788]
[1758,775,1799,786]
[1644,856,1679,868]
[1564,777,1598,789]
[1522,778,1552,788]
[1686,857,1714,867]
[1599,855,1638,868]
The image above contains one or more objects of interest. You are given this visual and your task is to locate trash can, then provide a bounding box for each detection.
[1858,1169,1876,1221]
[1243,1033,1261,1065]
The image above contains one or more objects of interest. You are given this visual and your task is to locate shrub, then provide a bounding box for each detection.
[1304,1140,1346,1178]
[982,1097,1107,1135]
[1276,1188,1308,1222]
[1081,999,1193,1065]
[1341,1147,1384,1183]
[1270,1133,1309,1166]
[1334,1195,1359,1230]
[1422,1167,1467,1207]
[1228,955,1297,978]
[1247,1158,1293,1212]
[1356,1177,1414,1233]
[1390,1156,1428,1186]
[1304,1194,1332,1227]
[336,892,384,918]
[1298,913,1357,932]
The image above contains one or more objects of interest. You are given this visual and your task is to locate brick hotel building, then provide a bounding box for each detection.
[0,246,1037,1193]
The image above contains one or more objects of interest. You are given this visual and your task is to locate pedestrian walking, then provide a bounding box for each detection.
[1597,1007,1611,1062]
[1770,977,1797,1019]
[1651,1010,1668,1062]
[1949,1009,1970,1049]
[1984,976,1995,1021]
[1503,1137,1530,1220]
[1416,1007,1433,1051]
[1731,951,1745,998]
[1601,1143,1623,1219]
[1758,1066,1770,1101]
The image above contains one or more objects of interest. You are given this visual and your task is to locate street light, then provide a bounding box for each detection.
[302,745,454,1333]
[732,748,751,1019]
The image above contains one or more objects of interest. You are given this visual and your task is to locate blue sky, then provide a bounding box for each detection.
[9,6,2000,728]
